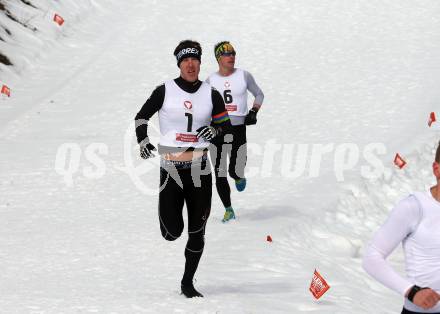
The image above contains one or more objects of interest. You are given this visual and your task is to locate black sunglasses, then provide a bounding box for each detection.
[221,51,236,57]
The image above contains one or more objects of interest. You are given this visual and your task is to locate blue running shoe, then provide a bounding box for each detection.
[235,178,246,192]
[222,207,236,223]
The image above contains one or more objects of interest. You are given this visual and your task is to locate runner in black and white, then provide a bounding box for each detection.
[206,41,264,222]
[363,141,440,313]
[134,40,231,298]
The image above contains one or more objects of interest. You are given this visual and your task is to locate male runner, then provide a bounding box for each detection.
[206,41,264,222]
[135,40,231,297]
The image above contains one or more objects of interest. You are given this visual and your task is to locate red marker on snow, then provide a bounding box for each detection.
[309,269,330,299]
[266,235,273,242]
[428,112,436,127]
[53,14,65,26]
[394,153,406,169]
[1,85,10,97]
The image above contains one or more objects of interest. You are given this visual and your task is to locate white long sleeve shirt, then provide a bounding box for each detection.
[362,191,440,313]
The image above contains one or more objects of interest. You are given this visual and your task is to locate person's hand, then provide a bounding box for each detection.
[196,126,217,141]
[139,139,157,159]
[412,288,440,310]
[244,108,258,125]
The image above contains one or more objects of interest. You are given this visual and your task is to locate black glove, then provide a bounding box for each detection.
[139,139,157,159]
[244,109,258,125]
[196,125,217,141]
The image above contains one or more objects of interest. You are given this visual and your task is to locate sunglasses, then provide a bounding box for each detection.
[221,51,236,57]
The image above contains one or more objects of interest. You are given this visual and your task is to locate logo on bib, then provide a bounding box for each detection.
[176,133,198,142]
[184,101,193,110]
[224,81,230,88]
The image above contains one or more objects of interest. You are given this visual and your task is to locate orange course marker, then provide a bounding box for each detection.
[309,269,330,299]
[428,112,436,127]
[1,85,11,97]
[53,14,65,26]
[394,153,406,169]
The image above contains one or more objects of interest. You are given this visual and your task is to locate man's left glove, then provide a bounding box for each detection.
[139,139,157,159]
[196,125,217,141]
[244,109,258,125]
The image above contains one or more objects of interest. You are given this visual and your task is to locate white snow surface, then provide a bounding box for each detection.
[0,0,103,76]
[1,1,440,313]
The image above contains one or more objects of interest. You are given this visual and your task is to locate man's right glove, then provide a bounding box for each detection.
[244,108,258,125]
[196,125,217,141]
[139,138,157,159]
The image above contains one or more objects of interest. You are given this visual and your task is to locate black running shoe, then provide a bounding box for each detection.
[181,283,204,298]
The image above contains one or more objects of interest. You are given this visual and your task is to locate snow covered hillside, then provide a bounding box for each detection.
[1,1,440,313]
[0,0,107,76]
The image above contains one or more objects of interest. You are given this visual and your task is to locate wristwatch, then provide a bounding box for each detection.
[407,285,428,302]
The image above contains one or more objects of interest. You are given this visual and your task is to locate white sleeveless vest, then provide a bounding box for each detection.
[207,68,248,118]
[158,80,213,149]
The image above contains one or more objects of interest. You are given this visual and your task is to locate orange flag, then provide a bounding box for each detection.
[309,269,330,299]
[53,14,65,26]
[394,153,406,169]
[1,85,11,97]
[428,112,436,127]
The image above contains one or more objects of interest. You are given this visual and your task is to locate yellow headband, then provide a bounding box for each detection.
[215,43,235,60]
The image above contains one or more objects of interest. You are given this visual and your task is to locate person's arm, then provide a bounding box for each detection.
[244,70,264,111]
[134,84,165,144]
[210,88,231,136]
[362,196,420,296]
[134,84,165,158]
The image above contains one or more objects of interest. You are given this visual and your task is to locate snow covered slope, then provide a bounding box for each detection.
[0,0,107,77]
[1,1,440,313]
